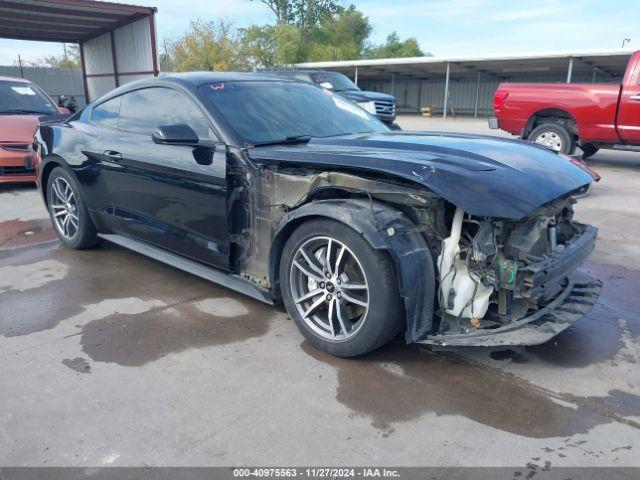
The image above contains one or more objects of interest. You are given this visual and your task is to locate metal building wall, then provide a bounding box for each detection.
[360,72,617,117]
[81,17,158,102]
[0,65,85,106]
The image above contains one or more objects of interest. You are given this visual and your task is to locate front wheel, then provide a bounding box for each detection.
[529,123,576,155]
[280,219,403,357]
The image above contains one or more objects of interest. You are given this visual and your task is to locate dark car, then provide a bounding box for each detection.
[34,72,602,357]
[263,69,398,127]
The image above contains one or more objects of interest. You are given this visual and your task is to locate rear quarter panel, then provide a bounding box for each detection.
[496,83,621,143]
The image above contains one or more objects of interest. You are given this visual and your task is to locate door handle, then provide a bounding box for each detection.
[103,150,122,162]
[630,94,640,101]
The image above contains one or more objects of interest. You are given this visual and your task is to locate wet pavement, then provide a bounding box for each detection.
[0,117,639,467]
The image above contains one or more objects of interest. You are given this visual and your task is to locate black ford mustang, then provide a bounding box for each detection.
[35,72,602,357]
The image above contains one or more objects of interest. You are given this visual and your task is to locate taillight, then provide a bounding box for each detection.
[568,156,601,182]
[493,91,509,112]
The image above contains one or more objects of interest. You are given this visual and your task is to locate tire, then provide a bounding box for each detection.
[280,218,403,357]
[47,166,101,249]
[581,143,599,160]
[528,123,576,155]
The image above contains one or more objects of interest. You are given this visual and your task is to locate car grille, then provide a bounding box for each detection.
[374,100,396,116]
[1,144,32,152]
[0,166,35,176]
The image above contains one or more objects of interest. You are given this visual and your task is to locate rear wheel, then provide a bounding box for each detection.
[529,123,576,155]
[47,167,101,249]
[280,219,403,357]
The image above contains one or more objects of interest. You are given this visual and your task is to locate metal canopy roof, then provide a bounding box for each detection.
[0,0,156,43]
[295,49,635,80]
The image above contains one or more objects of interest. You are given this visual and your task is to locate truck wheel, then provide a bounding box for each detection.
[581,143,599,160]
[529,123,576,155]
[280,218,403,357]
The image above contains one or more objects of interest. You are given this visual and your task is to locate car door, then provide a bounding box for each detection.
[100,86,230,270]
[617,54,640,144]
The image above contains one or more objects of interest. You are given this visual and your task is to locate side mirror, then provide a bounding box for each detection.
[152,124,199,145]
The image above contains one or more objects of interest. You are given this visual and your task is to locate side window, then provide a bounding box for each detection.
[92,96,121,128]
[117,87,213,140]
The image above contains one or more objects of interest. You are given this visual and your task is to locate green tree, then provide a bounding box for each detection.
[165,19,248,72]
[364,32,426,59]
[306,8,370,61]
[242,5,371,66]
[32,44,80,69]
[250,0,344,37]
[240,23,304,67]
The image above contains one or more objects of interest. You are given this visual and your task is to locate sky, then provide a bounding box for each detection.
[1,0,639,65]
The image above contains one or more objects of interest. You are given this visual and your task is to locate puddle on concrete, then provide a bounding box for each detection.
[0,218,56,250]
[564,389,640,420]
[302,340,614,438]
[62,357,92,374]
[0,244,220,337]
[501,262,640,369]
[80,296,272,367]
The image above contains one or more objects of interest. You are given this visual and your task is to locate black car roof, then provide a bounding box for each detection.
[93,71,293,103]
[159,71,293,85]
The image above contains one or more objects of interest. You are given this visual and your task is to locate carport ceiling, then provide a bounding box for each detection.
[296,50,634,80]
[0,0,156,43]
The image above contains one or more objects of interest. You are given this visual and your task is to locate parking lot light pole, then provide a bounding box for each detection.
[443,62,450,119]
[566,57,574,84]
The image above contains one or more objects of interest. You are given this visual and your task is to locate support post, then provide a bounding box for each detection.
[391,73,395,96]
[473,70,481,118]
[79,42,89,104]
[109,31,119,88]
[566,57,574,84]
[592,67,597,83]
[354,66,358,86]
[443,62,450,119]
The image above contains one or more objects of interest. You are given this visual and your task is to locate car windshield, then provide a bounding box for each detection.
[310,72,359,92]
[0,81,57,114]
[198,81,388,145]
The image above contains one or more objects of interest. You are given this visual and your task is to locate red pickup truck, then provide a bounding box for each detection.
[489,51,640,158]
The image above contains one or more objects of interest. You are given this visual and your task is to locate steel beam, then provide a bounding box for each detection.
[443,62,450,119]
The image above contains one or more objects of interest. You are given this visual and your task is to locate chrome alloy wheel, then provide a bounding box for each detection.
[534,131,563,151]
[289,236,369,341]
[50,177,79,239]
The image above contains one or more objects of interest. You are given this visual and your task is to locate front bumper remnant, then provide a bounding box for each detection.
[418,270,602,347]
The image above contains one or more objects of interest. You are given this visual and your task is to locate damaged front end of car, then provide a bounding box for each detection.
[231,133,602,348]
[420,195,602,347]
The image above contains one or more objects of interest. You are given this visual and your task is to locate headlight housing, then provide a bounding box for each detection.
[356,101,377,115]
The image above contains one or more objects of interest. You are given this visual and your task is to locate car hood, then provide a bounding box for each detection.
[0,114,40,143]
[338,90,395,103]
[248,131,594,219]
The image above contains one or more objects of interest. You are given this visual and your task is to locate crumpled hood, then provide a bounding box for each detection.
[249,131,594,219]
[339,90,395,103]
[0,115,40,143]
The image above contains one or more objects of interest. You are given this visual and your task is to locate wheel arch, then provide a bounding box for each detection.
[269,198,436,343]
[39,157,69,206]
[523,108,578,139]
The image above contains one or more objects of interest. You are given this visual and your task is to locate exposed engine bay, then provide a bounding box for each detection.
[431,196,596,340]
